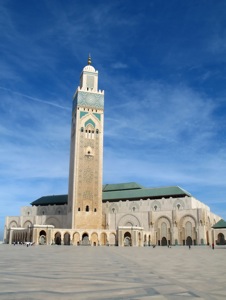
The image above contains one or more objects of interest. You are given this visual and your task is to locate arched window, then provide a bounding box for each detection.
[85,123,95,139]
[94,208,97,212]
[86,205,89,212]
[185,221,192,237]
[82,233,89,245]
[78,207,80,211]
[217,233,226,245]
[161,222,167,237]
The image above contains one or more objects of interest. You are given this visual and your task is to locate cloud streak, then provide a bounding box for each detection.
[0,87,71,110]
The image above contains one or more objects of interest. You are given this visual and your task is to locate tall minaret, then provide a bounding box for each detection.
[67,56,104,229]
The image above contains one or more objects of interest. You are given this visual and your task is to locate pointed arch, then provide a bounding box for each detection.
[155,216,172,246]
[118,214,141,227]
[100,232,107,245]
[9,221,18,228]
[73,232,80,245]
[81,232,90,245]
[55,232,61,245]
[64,232,70,245]
[23,221,32,228]
[109,232,116,246]
[91,232,98,246]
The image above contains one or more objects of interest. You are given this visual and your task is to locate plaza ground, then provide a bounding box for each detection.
[0,245,225,299]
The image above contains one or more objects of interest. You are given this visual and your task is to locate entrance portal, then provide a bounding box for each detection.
[81,233,90,246]
[124,232,131,246]
[64,233,70,245]
[55,232,61,245]
[217,233,226,245]
[186,236,192,246]
[39,230,46,245]
[161,237,167,246]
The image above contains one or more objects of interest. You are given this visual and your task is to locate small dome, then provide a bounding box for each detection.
[83,65,95,72]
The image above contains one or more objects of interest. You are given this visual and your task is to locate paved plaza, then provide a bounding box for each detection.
[0,245,225,300]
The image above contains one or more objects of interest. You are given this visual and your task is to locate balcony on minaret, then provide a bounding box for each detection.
[77,86,104,94]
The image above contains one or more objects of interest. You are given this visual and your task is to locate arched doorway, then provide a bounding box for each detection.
[81,233,90,246]
[180,217,197,245]
[39,230,46,245]
[73,232,80,245]
[124,232,131,246]
[186,236,192,246]
[100,232,107,245]
[217,233,225,245]
[64,233,70,245]
[91,232,98,246]
[55,232,61,245]
[138,232,142,247]
[161,237,167,246]
[109,233,116,246]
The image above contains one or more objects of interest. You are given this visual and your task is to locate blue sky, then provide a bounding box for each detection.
[1,0,226,240]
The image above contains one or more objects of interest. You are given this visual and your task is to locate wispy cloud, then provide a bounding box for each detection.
[0,91,70,182]
[111,62,128,69]
[0,87,71,110]
[106,80,216,147]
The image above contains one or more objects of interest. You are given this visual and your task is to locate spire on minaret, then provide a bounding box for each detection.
[88,54,92,65]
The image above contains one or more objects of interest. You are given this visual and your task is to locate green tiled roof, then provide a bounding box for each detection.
[103,182,144,192]
[31,195,68,206]
[31,183,191,206]
[212,219,226,229]
[102,185,191,201]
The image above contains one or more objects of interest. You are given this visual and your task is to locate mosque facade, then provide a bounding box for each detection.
[4,58,225,247]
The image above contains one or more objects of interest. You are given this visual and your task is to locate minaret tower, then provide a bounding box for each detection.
[67,56,104,229]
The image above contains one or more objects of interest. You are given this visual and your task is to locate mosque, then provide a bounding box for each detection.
[4,57,226,247]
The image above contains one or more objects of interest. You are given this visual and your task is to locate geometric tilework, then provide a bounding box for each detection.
[76,91,104,109]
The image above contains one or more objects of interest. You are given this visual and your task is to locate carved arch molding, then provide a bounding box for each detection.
[118,214,141,227]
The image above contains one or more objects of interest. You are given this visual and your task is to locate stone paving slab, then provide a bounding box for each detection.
[0,245,225,299]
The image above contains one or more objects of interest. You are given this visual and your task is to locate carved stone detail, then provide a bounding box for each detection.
[83,191,93,200]
[83,168,94,183]
[84,140,94,147]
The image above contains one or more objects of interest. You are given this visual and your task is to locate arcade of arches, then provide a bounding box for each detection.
[35,230,117,246]
[6,215,225,247]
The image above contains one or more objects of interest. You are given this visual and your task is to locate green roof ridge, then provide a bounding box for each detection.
[31,194,67,206]
[31,184,192,206]
[103,182,144,192]
[212,219,226,228]
[102,185,191,201]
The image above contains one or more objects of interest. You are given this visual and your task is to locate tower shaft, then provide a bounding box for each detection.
[67,61,104,229]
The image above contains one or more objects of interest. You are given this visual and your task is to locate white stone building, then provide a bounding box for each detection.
[4,58,225,247]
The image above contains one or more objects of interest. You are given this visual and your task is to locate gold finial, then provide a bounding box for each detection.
[88,54,91,65]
